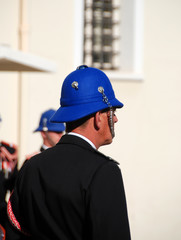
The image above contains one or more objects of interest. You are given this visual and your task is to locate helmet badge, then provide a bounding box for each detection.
[71,81,79,90]
[98,86,104,94]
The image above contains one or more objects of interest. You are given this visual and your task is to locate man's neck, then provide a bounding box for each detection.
[68,132,96,149]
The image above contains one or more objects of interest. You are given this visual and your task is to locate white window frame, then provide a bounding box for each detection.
[74,0,144,81]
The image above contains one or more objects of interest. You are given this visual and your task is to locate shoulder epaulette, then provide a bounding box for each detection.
[93,148,119,165]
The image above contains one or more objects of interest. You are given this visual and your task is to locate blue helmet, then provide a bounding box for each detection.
[51,65,123,123]
[34,109,65,132]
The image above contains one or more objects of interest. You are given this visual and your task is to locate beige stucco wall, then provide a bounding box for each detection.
[0,0,181,239]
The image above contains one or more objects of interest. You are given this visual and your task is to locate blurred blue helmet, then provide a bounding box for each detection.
[51,65,123,123]
[34,109,65,132]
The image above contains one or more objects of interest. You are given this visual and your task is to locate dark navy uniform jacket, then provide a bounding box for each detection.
[7,134,131,240]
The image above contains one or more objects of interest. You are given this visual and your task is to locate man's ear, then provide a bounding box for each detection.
[41,131,46,140]
[94,111,101,130]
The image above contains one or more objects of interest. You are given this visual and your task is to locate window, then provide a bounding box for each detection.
[83,0,120,70]
[74,0,144,80]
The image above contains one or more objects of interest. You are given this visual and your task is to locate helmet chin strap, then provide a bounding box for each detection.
[108,108,115,139]
[98,87,115,139]
[42,118,56,147]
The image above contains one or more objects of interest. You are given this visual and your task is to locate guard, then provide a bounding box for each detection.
[25,109,65,160]
[6,66,131,240]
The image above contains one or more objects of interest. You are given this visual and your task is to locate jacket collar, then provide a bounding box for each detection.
[57,134,119,165]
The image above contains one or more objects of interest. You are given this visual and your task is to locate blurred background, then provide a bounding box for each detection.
[0,0,181,239]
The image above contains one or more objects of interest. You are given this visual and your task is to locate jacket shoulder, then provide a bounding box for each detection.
[25,151,40,161]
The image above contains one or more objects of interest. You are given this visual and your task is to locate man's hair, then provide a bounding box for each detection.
[66,113,95,133]
[65,108,111,133]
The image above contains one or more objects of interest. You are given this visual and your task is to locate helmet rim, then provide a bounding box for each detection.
[50,97,123,123]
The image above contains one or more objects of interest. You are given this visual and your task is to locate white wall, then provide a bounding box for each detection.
[0,0,181,239]
[0,0,19,144]
[103,1,181,239]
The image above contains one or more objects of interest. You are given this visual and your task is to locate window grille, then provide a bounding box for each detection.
[83,0,121,70]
